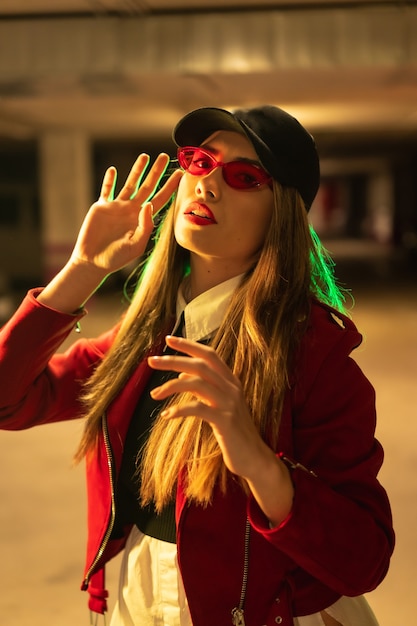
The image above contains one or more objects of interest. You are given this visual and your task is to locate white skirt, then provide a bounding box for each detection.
[110,526,379,626]
[110,526,192,626]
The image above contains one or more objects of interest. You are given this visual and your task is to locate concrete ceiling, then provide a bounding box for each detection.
[0,1,417,159]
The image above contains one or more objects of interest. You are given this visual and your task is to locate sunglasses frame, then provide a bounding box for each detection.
[177,146,273,191]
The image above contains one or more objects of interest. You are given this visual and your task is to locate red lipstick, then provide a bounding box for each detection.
[184,202,217,225]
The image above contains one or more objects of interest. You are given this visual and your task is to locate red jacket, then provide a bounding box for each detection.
[0,289,394,626]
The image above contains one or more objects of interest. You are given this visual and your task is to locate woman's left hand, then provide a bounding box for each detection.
[148,335,294,525]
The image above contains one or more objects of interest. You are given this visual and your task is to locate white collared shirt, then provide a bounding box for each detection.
[175,273,244,342]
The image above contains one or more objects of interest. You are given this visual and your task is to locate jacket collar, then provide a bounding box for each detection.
[176,274,244,342]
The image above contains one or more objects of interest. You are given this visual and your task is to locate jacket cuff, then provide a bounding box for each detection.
[28,287,86,319]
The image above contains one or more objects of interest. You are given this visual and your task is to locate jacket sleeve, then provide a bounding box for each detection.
[0,289,114,430]
[248,304,395,598]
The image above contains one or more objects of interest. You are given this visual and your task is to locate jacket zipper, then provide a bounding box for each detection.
[82,412,116,590]
[231,517,251,626]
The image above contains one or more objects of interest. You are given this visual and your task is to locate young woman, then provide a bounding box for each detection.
[0,105,394,626]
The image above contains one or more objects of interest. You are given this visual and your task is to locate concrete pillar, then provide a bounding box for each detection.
[366,170,394,244]
[39,131,92,282]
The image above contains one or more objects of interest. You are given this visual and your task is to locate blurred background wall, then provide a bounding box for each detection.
[0,1,416,297]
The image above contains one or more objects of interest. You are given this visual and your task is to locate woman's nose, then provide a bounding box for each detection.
[195,167,222,199]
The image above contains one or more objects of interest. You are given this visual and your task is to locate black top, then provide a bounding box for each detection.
[112,363,178,543]
[111,314,187,545]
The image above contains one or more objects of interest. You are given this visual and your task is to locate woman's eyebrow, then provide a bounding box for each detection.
[202,143,262,166]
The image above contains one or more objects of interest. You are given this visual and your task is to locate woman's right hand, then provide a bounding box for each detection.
[38,153,183,314]
[70,152,183,276]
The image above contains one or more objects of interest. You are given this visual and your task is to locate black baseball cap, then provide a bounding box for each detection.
[173,105,320,210]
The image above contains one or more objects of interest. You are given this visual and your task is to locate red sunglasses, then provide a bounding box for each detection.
[177,146,273,191]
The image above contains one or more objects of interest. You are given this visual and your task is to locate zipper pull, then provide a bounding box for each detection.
[231,607,246,626]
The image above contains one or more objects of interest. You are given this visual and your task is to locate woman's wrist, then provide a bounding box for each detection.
[245,447,295,527]
[37,258,109,314]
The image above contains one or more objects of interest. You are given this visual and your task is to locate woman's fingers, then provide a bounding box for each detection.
[134,169,183,237]
[164,335,224,364]
[148,337,243,411]
[136,201,154,234]
[99,166,118,202]
[151,335,236,381]
[150,372,223,405]
[160,400,217,421]
[117,153,169,202]
[115,153,151,201]
[149,168,184,217]
[98,154,182,225]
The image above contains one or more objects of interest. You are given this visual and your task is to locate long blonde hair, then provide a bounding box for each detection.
[76,182,346,510]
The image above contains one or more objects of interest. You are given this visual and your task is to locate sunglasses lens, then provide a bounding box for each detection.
[177,147,272,190]
[223,161,271,190]
[178,148,215,175]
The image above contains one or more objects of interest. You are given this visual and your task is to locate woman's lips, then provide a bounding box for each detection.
[184,202,217,225]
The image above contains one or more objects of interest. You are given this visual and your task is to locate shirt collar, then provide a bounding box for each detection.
[176,274,244,342]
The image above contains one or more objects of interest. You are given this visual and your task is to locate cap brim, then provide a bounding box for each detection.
[173,107,245,147]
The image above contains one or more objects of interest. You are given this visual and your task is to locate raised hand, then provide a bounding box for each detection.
[71,153,183,275]
[37,153,183,313]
